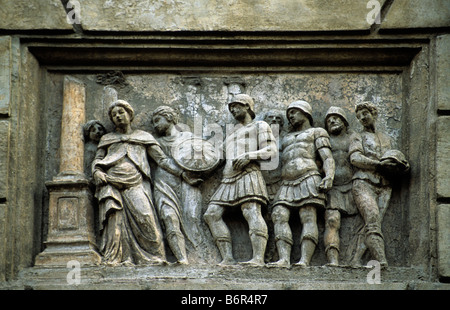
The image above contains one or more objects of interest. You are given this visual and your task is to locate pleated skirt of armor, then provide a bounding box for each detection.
[273,172,326,209]
[210,168,269,207]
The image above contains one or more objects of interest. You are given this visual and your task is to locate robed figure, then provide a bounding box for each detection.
[92,100,184,266]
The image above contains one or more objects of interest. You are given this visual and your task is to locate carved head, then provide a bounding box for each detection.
[325,106,349,134]
[108,100,135,124]
[152,105,180,135]
[83,120,106,143]
[264,111,284,127]
[286,100,313,127]
[355,101,378,118]
[228,94,256,120]
[355,101,378,128]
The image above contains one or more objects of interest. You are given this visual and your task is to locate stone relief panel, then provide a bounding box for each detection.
[43,71,408,267]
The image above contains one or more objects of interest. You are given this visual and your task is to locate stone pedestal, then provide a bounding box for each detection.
[35,76,101,266]
[35,179,100,266]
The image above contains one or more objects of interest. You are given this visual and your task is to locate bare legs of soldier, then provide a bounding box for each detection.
[296,206,319,267]
[269,205,292,268]
[240,202,268,266]
[270,205,318,268]
[204,202,268,266]
[324,209,341,266]
[203,204,235,266]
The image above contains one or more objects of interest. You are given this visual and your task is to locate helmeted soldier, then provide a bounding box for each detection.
[323,106,358,266]
[204,94,278,266]
[269,100,335,268]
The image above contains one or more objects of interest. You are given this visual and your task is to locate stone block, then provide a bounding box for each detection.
[80,0,382,32]
[0,0,72,31]
[437,204,450,279]
[35,180,101,267]
[0,203,6,281]
[7,265,439,290]
[382,0,450,29]
[436,117,450,199]
[437,35,450,112]
[0,121,10,200]
[0,36,11,116]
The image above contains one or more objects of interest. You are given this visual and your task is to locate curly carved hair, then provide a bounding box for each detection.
[355,101,378,119]
[152,105,180,124]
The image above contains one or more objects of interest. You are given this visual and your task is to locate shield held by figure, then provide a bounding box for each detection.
[172,136,221,252]
[172,137,221,173]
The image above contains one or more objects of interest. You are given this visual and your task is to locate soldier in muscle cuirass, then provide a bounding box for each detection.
[269,100,335,268]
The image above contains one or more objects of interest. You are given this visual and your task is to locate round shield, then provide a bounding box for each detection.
[172,137,221,172]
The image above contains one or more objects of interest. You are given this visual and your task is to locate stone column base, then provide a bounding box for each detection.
[35,178,101,267]
[35,243,101,267]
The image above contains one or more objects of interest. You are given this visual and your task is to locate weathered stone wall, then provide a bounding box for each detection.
[0,36,46,282]
[0,0,449,287]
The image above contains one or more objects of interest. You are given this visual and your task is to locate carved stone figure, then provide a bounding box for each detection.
[203,94,278,266]
[151,105,204,265]
[323,106,358,266]
[261,111,285,262]
[270,100,335,268]
[84,120,107,144]
[92,100,186,266]
[348,101,409,268]
[261,111,285,201]
[171,134,221,261]
[83,120,107,179]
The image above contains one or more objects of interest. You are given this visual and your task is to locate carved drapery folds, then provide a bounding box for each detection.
[37,74,410,269]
